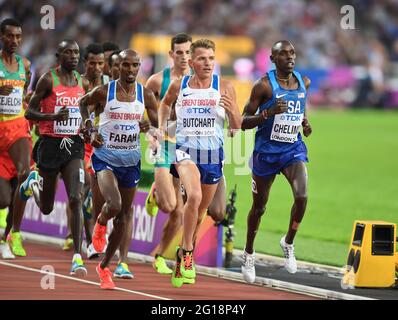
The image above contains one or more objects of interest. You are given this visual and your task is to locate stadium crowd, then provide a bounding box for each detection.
[1,0,398,108]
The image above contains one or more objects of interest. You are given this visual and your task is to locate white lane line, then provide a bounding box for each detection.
[0,260,171,300]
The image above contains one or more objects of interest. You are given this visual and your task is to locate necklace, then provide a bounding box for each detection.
[118,80,135,98]
[276,72,292,84]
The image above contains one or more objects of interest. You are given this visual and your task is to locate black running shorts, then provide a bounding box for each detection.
[33,135,84,174]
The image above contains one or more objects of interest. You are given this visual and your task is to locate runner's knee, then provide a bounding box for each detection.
[158,196,176,214]
[107,199,122,216]
[68,194,82,211]
[186,191,202,209]
[251,204,265,217]
[207,206,226,222]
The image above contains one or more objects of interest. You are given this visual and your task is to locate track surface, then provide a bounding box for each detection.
[0,241,317,300]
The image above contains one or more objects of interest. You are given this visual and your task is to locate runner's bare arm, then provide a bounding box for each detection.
[302,76,312,137]
[220,79,242,129]
[143,87,158,128]
[158,79,180,132]
[25,72,68,121]
[79,84,107,130]
[23,57,31,94]
[242,77,287,130]
[145,72,162,104]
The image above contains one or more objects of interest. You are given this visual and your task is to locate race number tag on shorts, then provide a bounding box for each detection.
[270,113,303,144]
[176,149,191,162]
[53,106,82,135]
[79,168,85,184]
[0,86,23,115]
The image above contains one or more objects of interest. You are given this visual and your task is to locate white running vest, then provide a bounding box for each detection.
[175,74,225,150]
[94,80,144,167]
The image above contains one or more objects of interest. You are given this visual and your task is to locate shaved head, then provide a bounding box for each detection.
[58,39,78,54]
[272,40,294,55]
[119,49,139,60]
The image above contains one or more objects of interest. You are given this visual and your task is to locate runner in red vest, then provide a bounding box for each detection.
[20,40,87,277]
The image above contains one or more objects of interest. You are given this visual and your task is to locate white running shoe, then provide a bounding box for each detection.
[87,243,100,259]
[0,240,15,259]
[280,236,297,274]
[241,250,256,283]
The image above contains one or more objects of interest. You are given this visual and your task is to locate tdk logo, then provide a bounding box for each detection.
[115,124,136,130]
[187,107,211,114]
[69,107,80,114]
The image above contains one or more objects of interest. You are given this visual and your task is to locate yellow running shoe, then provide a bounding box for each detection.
[171,246,184,288]
[62,236,73,251]
[8,231,26,257]
[145,182,158,217]
[153,255,173,274]
[0,208,7,229]
[180,249,196,279]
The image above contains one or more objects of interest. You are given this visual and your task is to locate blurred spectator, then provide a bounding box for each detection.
[1,0,398,108]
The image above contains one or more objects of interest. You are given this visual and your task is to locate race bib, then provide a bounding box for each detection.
[53,105,82,135]
[104,122,140,151]
[0,86,23,115]
[181,108,216,137]
[270,113,303,143]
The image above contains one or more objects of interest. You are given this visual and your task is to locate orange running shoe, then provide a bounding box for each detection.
[96,263,115,290]
[92,221,107,252]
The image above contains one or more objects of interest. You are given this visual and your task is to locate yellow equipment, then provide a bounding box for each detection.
[343,220,396,288]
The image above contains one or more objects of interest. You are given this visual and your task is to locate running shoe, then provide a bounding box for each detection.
[19,170,39,201]
[70,254,87,277]
[153,255,173,274]
[113,263,134,279]
[171,246,184,288]
[62,236,73,251]
[180,248,195,279]
[96,263,115,290]
[145,182,158,217]
[8,231,26,257]
[0,240,15,259]
[183,277,195,284]
[86,242,100,259]
[241,250,256,283]
[280,236,297,274]
[0,208,7,229]
[92,221,107,252]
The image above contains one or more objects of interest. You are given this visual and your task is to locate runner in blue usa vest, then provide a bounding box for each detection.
[241,40,313,283]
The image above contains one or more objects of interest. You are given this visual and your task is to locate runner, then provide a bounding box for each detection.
[21,40,87,277]
[80,49,158,289]
[240,40,312,282]
[0,18,33,257]
[158,39,241,287]
[145,33,191,275]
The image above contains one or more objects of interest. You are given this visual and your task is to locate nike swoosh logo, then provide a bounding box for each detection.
[134,179,140,184]
[56,91,67,96]
[276,93,287,99]
[293,154,302,158]
[183,93,194,97]
[213,177,221,182]
[110,106,121,111]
